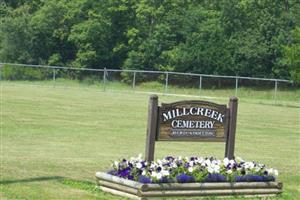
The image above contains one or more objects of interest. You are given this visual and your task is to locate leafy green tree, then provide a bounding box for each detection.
[0,5,34,63]
[29,0,83,65]
[282,27,300,83]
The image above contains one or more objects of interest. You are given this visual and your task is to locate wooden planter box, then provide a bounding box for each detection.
[95,172,283,199]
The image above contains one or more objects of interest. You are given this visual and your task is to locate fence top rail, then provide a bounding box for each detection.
[0,62,293,83]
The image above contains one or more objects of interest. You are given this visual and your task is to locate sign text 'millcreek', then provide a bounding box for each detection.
[162,107,225,123]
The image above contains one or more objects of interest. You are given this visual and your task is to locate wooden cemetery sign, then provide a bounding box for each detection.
[158,101,228,141]
[96,95,283,199]
[145,95,238,161]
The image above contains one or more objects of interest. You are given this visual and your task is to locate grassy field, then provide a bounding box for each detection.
[3,79,300,105]
[1,81,300,199]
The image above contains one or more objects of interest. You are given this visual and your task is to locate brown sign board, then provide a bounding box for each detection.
[157,101,229,142]
[145,95,238,162]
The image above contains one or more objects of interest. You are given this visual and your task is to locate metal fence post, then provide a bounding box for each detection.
[164,72,169,94]
[199,76,202,95]
[52,68,56,87]
[103,68,107,91]
[274,80,278,104]
[235,77,238,96]
[132,71,136,90]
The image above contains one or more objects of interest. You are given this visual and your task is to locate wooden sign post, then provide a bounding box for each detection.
[145,95,238,161]
[145,95,159,162]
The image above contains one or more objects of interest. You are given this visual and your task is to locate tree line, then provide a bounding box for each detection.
[0,0,299,83]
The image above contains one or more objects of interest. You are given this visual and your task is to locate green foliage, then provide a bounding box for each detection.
[0,0,299,81]
[282,27,300,84]
[2,64,49,80]
[0,4,34,63]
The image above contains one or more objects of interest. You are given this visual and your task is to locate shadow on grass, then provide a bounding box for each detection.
[0,176,95,188]
[0,176,98,194]
[0,176,64,185]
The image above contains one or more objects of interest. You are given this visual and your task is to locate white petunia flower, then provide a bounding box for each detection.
[205,159,211,166]
[255,166,260,172]
[195,157,203,164]
[156,172,162,179]
[171,163,178,168]
[136,162,143,169]
[244,162,254,169]
[150,163,157,168]
[188,167,194,173]
[267,168,278,176]
[223,158,229,166]
[189,161,194,167]
[227,169,233,174]
[212,164,220,173]
[161,170,169,176]
[208,166,214,173]
[151,171,157,177]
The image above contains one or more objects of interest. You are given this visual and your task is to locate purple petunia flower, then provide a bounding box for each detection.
[157,166,162,172]
[235,175,266,182]
[138,175,151,183]
[118,168,130,177]
[176,173,195,183]
[262,176,275,182]
[246,175,264,182]
[232,164,237,170]
[205,174,226,182]
[163,162,171,167]
[235,176,246,182]
[158,177,175,183]
[165,156,174,161]
[141,161,146,168]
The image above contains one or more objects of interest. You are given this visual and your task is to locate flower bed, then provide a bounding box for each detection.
[108,155,278,184]
[96,155,282,199]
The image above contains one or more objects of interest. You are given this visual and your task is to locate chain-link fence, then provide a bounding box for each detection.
[0,63,296,104]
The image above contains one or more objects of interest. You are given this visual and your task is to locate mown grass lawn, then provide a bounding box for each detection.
[1,82,300,199]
